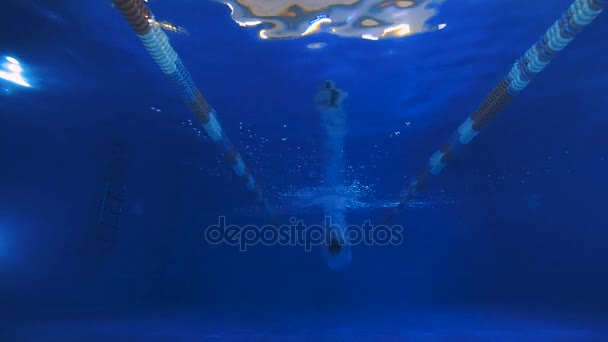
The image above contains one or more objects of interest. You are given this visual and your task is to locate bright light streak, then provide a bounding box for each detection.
[302,18,331,36]
[0,71,30,87]
[382,24,411,37]
[7,63,22,73]
[5,56,19,64]
[236,19,262,27]
[0,56,31,88]
[361,34,379,40]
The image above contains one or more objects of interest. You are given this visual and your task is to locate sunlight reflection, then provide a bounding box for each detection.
[215,0,447,40]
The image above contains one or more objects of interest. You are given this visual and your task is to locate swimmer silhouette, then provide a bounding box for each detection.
[315,81,352,270]
[328,234,343,256]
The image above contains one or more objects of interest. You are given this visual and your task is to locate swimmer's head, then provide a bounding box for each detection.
[323,229,352,270]
[314,80,348,111]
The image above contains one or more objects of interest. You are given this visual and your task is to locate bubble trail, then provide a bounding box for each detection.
[315,80,352,270]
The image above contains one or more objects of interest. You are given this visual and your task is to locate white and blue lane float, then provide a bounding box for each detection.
[111,0,275,219]
[385,0,606,223]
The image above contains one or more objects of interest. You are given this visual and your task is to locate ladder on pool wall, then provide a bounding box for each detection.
[96,141,129,251]
[98,183,127,230]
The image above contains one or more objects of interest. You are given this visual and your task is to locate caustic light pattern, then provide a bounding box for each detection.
[215,0,446,40]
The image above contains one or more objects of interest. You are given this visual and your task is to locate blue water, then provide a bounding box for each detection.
[1,0,607,340]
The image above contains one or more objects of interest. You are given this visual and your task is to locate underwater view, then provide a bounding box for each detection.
[1,0,607,340]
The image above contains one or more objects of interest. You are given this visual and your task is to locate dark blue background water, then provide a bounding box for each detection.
[1,0,607,340]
